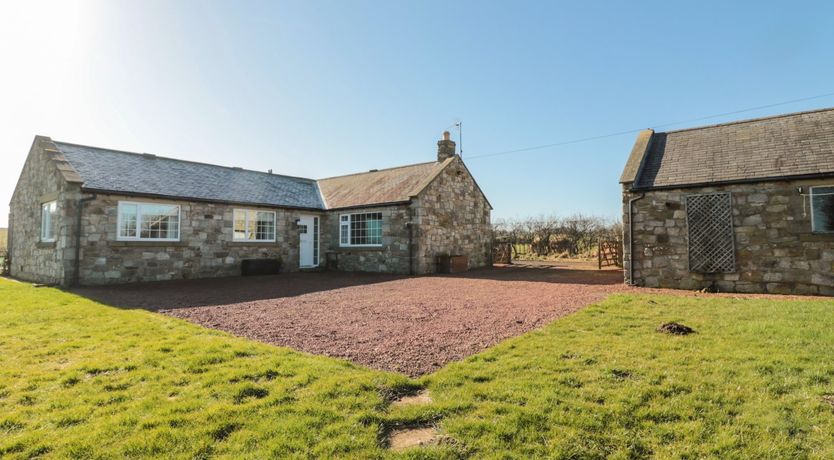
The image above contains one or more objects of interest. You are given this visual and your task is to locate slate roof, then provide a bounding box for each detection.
[55,142,325,209]
[317,158,452,209]
[626,107,834,190]
[52,140,459,210]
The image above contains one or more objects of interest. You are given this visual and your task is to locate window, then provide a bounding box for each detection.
[233,209,276,242]
[40,201,57,242]
[685,192,735,273]
[339,212,383,246]
[118,202,180,241]
[811,185,834,233]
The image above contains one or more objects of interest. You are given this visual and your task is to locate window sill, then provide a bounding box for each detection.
[334,246,384,252]
[110,241,187,247]
[801,233,834,242]
[36,241,56,248]
[227,241,278,246]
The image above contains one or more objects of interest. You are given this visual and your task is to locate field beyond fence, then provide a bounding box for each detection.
[494,214,622,261]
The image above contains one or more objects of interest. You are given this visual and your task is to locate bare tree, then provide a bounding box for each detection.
[492,213,622,260]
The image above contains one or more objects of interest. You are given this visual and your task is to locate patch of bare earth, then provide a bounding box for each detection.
[74,262,628,377]
[391,390,432,407]
[388,427,441,451]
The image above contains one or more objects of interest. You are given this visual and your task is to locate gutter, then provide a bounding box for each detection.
[325,200,413,212]
[630,172,834,193]
[79,187,325,213]
[72,194,97,286]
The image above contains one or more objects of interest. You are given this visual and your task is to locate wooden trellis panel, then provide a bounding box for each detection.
[685,192,736,273]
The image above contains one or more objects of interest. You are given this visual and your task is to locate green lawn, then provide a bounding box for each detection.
[1,279,833,459]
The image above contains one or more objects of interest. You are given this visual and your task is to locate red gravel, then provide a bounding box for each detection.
[74,262,631,377]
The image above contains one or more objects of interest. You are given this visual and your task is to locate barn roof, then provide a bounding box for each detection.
[622,107,834,190]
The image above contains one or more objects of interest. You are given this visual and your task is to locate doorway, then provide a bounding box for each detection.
[298,215,319,268]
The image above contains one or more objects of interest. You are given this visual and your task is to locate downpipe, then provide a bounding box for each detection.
[626,192,645,286]
[406,222,414,275]
[72,194,97,287]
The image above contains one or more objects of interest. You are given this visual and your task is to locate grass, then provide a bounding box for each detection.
[0,279,416,459]
[427,295,834,459]
[1,279,833,458]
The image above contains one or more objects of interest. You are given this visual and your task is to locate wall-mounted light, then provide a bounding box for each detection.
[797,186,804,195]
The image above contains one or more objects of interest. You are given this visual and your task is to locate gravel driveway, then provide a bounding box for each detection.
[74,262,629,376]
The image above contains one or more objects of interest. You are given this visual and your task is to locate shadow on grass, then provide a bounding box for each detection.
[69,271,406,310]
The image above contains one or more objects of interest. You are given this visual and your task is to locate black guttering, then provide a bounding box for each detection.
[324,200,413,212]
[79,187,326,212]
[629,171,834,193]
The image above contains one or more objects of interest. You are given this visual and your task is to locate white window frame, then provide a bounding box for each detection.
[40,200,57,242]
[339,212,383,247]
[117,201,181,242]
[312,216,319,266]
[233,209,277,242]
[810,185,834,234]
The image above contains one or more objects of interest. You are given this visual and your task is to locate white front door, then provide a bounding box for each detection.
[298,214,319,268]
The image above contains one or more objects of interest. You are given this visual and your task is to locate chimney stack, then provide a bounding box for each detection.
[437,130,456,162]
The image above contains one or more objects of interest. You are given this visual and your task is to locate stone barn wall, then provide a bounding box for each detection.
[624,178,834,295]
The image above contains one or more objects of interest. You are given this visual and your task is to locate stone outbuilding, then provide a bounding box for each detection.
[8,132,492,286]
[621,107,834,295]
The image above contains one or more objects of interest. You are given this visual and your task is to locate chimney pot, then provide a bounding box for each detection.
[443,130,451,141]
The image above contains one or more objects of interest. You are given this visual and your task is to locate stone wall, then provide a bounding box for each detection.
[8,137,82,285]
[321,205,412,274]
[319,157,492,275]
[10,141,492,284]
[624,179,834,295]
[412,157,492,273]
[76,194,310,285]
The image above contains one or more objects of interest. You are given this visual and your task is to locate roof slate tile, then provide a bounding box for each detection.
[633,108,834,189]
[53,140,455,210]
[56,142,325,209]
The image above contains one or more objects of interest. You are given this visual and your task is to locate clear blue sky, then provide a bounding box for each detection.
[3,0,834,227]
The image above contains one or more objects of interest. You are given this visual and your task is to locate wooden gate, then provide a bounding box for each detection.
[492,239,513,264]
[597,240,622,269]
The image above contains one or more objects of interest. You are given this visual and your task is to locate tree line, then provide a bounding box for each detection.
[493,214,623,258]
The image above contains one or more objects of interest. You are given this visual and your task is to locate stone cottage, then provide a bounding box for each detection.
[621,107,834,295]
[8,132,492,286]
